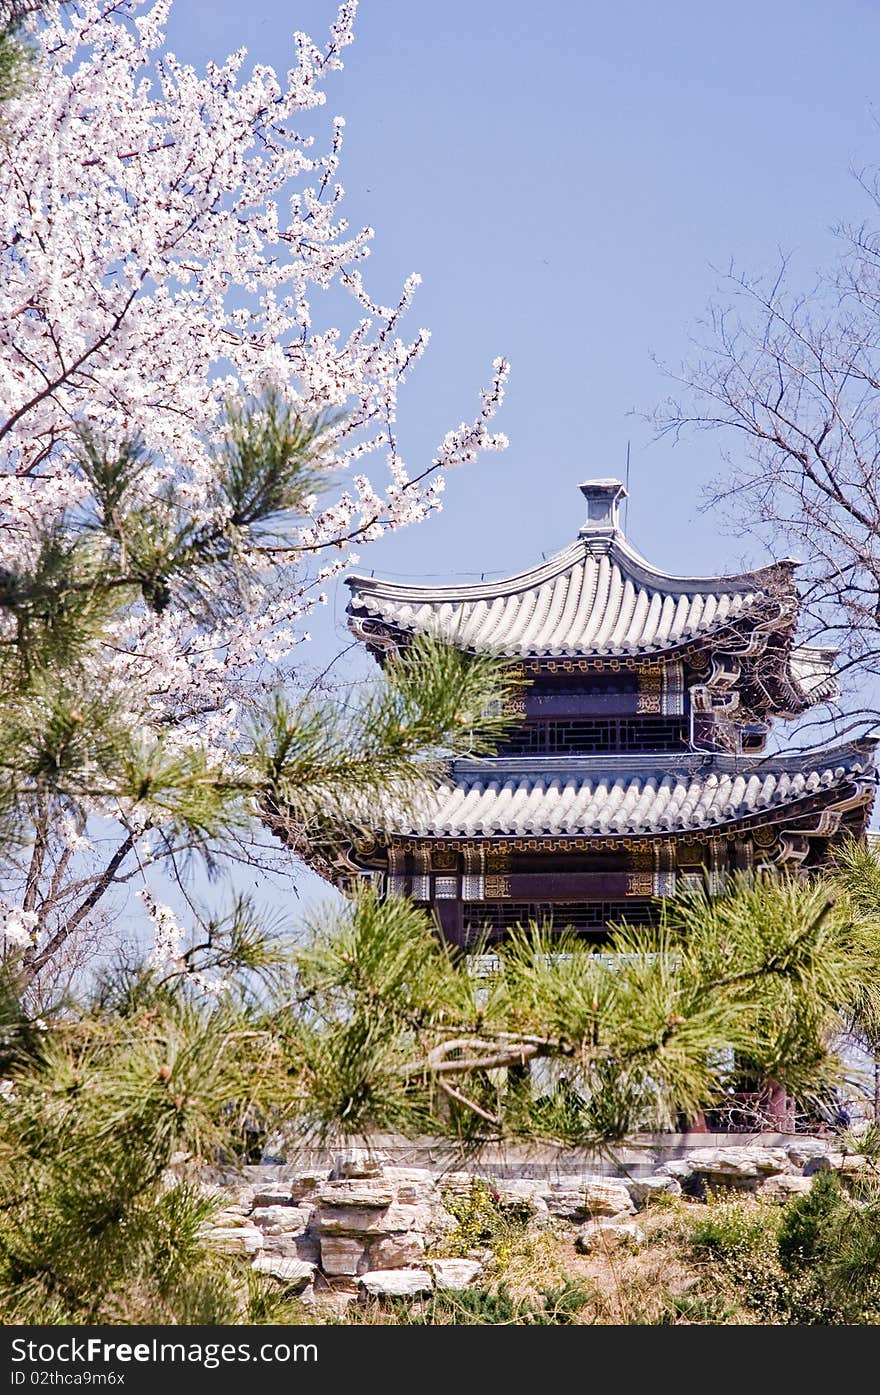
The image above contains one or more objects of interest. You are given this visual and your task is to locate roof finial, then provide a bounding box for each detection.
[579,479,627,537]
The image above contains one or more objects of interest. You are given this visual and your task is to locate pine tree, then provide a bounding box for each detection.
[0,0,510,988]
[4,2,880,1328]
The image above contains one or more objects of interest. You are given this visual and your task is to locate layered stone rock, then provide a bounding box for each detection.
[200,1139,873,1307]
[319,1235,369,1277]
[623,1175,682,1206]
[427,1258,483,1291]
[756,1175,815,1202]
[575,1219,645,1253]
[545,1177,635,1220]
[359,1269,433,1299]
[202,1225,263,1256]
[251,1254,316,1291]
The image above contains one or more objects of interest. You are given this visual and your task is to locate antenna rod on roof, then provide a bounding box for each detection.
[624,440,631,532]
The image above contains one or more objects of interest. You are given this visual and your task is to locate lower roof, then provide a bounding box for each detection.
[385,743,876,841]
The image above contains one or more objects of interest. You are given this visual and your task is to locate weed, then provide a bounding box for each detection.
[435,1179,532,1265]
[689,1193,778,1260]
[355,1279,595,1326]
[654,1290,737,1325]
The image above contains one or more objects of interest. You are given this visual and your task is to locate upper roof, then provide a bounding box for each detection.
[386,742,876,841]
[346,479,802,661]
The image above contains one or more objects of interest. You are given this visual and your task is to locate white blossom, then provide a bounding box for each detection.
[0,906,38,950]
[138,889,186,968]
[58,818,91,853]
[0,0,508,748]
[0,0,510,973]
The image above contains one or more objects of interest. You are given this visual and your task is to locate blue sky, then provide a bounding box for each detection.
[164,0,880,628]
[158,0,880,908]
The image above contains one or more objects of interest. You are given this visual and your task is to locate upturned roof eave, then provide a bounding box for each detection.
[345,534,800,607]
[349,605,789,663]
[382,795,874,845]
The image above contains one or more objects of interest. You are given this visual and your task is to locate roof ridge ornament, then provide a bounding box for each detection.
[579,479,628,538]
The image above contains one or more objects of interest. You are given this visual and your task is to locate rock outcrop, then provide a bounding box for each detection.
[198,1137,870,1308]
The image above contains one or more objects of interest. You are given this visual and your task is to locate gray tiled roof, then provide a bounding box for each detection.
[390,744,875,840]
[347,535,783,658]
[347,481,840,711]
[788,645,840,705]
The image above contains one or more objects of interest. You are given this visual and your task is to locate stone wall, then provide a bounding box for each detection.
[200,1135,864,1306]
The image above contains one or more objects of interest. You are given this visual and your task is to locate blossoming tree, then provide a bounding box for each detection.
[0,0,511,987]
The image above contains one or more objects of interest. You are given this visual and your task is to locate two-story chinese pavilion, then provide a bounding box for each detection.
[324,480,876,947]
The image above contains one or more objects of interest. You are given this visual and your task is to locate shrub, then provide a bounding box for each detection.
[435,1179,532,1264]
[777,1172,845,1273]
[367,1279,595,1326]
[689,1195,778,1260]
[655,1291,737,1325]
[685,1186,857,1324]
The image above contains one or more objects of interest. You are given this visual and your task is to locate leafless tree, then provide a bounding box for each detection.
[655,168,880,746]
